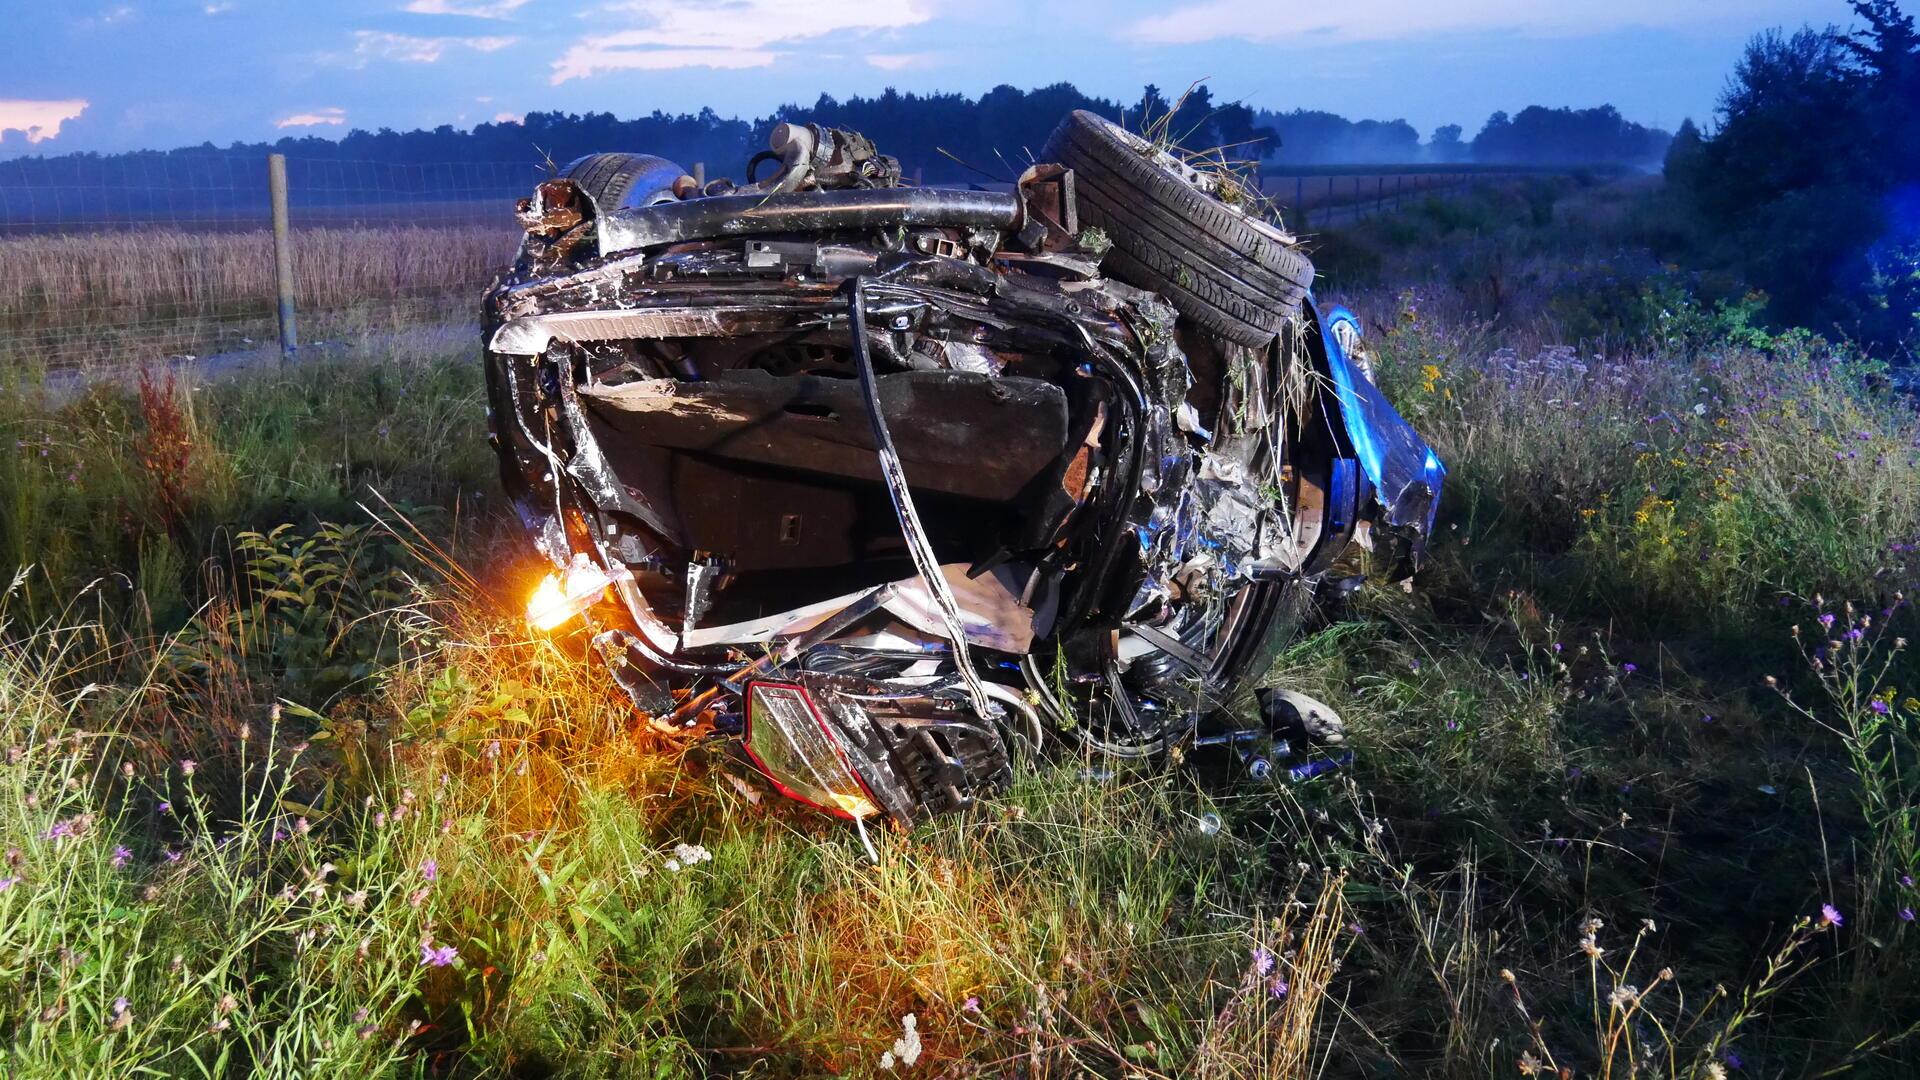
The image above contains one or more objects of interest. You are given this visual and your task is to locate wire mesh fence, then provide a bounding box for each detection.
[1260,169,1523,231]
[0,156,536,371]
[0,153,1536,373]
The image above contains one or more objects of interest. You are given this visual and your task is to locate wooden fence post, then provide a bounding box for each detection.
[268,153,297,361]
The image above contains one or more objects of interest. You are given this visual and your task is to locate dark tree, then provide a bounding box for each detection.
[1667,1,1920,353]
[1470,105,1670,165]
[1428,123,1467,163]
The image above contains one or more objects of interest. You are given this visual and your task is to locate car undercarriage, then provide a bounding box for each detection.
[482,112,1444,827]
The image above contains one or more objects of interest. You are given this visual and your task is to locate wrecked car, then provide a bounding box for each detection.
[482,111,1444,828]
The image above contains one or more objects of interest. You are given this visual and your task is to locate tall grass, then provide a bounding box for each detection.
[1365,290,1920,627]
[3,222,1919,1073]
[0,224,516,367]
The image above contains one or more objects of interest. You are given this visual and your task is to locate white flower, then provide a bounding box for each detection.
[882,1013,921,1069]
[670,843,713,867]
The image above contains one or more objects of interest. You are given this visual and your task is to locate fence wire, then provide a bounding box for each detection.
[1260,170,1520,231]
[0,156,535,370]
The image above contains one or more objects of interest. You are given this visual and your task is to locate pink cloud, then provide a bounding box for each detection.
[0,99,89,144]
[277,107,347,129]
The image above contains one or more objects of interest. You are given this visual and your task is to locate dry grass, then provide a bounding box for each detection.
[0,224,516,367]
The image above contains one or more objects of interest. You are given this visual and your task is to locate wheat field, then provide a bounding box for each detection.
[0,224,518,367]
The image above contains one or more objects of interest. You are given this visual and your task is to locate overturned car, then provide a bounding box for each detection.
[482,112,1443,826]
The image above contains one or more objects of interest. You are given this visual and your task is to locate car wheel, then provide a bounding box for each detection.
[558,152,688,213]
[1042,110,1315,348]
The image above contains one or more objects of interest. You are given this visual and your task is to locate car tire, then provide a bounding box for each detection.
[559,152,687,213]
[1042,110,1315,348]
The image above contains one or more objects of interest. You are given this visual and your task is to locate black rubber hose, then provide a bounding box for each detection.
[597,187,1022,255]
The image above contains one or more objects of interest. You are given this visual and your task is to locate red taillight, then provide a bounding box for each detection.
[743,681,880,820]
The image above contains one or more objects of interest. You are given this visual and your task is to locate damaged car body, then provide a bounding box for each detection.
[482,113,1444,827]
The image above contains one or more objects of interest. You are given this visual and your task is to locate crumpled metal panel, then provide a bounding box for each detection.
[491,306,809,354]
[1317,303,1446,535]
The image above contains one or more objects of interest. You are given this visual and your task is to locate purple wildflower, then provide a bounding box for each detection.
[1252,945,1274,977]
[962,997,981,1013]
[1269,978,1290,999]
[1725,1050,1744,1069]
[1847,628,1865,641]
[1621,662,1638,674]
[419,942,458,968]
[1821,903,1844,927]
[1900,908,1915,923]
[179,760,196,777]
[1902,875,1914,888]
[420,857,438,882]
[111,846,131,869]
[164,849,182,864]
[1819,613,1837,629]
[157,801,171,815]
[0,876,18,892]
[1870,700,1891,716]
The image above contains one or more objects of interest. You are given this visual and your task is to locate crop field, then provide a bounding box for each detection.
[0,223,517,368]
[1,176,1917,1079]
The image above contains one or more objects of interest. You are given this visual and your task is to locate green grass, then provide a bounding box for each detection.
[3,241,1920,1076]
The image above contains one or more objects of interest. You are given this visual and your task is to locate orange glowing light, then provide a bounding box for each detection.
[525,558,615,632]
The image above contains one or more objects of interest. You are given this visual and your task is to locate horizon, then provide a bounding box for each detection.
[1,0,1857,160]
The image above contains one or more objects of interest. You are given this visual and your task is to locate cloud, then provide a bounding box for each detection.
[353,30,518,63]
[551,45,779,78]
[493,111,523,124]
[402,0,532,18]
[202,2,234,13]
[551,0,929,83]
[1123,0,1814,46]
[0,99,90,144]
[277,107,347,128]
[865,51,934,71]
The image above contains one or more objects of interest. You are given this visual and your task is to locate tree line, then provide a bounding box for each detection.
[0,82,1672,205]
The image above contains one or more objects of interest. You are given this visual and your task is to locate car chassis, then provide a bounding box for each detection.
[483,116,1443,827]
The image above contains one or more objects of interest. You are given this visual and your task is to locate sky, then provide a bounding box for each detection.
[0,0,1861,158]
